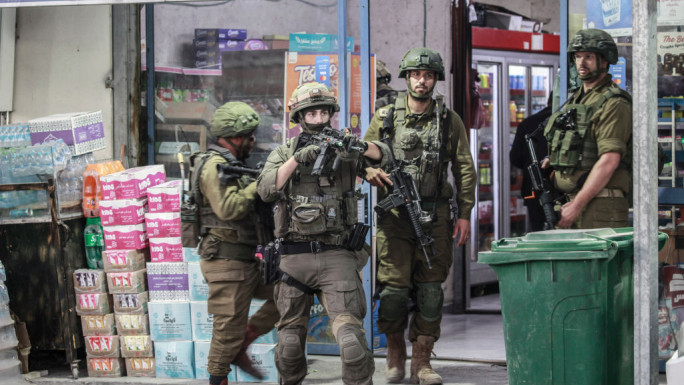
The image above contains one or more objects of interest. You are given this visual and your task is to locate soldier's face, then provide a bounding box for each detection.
[573,52,603,76]
[407,70,436,96]
[303,108,331,125]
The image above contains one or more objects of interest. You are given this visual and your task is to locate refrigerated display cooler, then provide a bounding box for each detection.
[469,46,559,288]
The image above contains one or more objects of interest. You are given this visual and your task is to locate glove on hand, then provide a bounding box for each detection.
[294,144,321,164]
[243,181,258,198]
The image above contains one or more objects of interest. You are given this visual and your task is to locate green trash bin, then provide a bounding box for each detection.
[479,227,667,385]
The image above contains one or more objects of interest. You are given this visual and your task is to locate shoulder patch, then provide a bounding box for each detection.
[377,108,389,118]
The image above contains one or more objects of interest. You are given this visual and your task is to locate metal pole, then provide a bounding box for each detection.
[337,0,348,128]
[146,4,155,166]
[559,0,568,104]
[359,0,373,351]
[632,1,659,384]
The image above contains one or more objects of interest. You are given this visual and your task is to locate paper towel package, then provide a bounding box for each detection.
[188,262,209,301]
[194,341,236,381]
[81,314,116,336]
[145,212,181,238]
[147,262,189,301]
[99,198,148,226]
[106,269,147,294]
[190,301,213,341]
[103,249,148,272]
[236,344,278,383]
[87,357,125,378]
[73,269,107,294]
[248,300,277,344]
[125,357,156,377]
[148,301,192,341]
[84,335,121,357]
[103,224,148,250]
[147,180,182,213]
[113,292,149,314]
[120,335,154,358]
[154,341,195,378]
[76,293,113,315]
[115,314,150,336]
[150,237,183,263]
[100,165,166,201]
[183,246,201,262]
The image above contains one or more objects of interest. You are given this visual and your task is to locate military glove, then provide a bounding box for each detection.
[342,133,368,153]
[294,144,321,164]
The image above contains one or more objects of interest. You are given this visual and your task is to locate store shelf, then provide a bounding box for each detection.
[142,64,223,76]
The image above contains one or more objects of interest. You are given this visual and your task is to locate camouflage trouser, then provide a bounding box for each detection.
[571,196,629,229]
[200,258,279,377]
[274,248,374,385]
[376,203,454,342]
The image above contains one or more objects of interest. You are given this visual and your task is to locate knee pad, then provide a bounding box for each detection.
[336,324,367,364]
[415,282,444,322]
[379,286,410,321]
[277,328,305,362]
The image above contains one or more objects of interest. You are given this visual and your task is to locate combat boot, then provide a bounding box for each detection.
[409,335,442,385]
[232,324,265,380]
[208,375,228,385]
[385,332,407,383]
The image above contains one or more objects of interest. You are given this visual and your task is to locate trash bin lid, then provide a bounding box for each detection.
[478,227,635,265]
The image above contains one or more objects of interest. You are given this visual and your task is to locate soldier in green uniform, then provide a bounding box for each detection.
[376,59,399,111]
[541,29,632,229]
[195,102,280,385]
[364,47,477,385]
[257,82,391,385]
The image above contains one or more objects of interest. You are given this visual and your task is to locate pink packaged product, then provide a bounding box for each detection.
[145,212,181,238]
[150,237,183,263]
[85,335,121,358]
[103,249,148,272]
[147,180,182,213]
[76,293,113,315]
[99,198,148,226]
[100,165,166,200]
[103,224,147,250]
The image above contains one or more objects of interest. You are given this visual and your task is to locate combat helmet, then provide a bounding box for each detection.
[398,47,445,81]
[210,101,260,138]
[568,29,618,65]
[376,60,392,85]
[288,82,340,129]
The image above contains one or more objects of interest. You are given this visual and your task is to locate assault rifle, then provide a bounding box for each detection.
[217,163,261,185]
[297,127,364,176]
[374,138,435,269]
[525,125,557,230]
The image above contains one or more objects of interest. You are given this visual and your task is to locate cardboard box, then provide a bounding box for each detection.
[103,249,148,272]
[195,28,247,41]
[147,262,189,302]
[84,335,120,357]
[76,293,113,316]
[125,357,156,377]
[156,101,216,126]
[120,335,154,358]
[28,111,106,155]
[188,263,209,302]
[155,341,195,378]
[73,269,107,294]
[115,314,150,336]
[289,33,354,52]
[485,10,523,31]
[106,269,147,294]
[87,357,125,377]
[190,301,213,341]
[81,314,116,336]
[113,292,149,315]
[194,341,237,380]
[235,344,278,383]
[183,246,201,263]
[148,301,192,341]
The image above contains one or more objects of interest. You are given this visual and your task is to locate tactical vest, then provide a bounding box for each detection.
[272,136,360,246]
[188,145,261,246]
[381,92,451,198]
[544,86,632,175]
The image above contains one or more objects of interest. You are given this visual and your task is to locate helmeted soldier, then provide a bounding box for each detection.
[375,59,399,111]
[541,28,633,229]
[364,47,477,385]
[193,102,280,385]
[257,82,391,385]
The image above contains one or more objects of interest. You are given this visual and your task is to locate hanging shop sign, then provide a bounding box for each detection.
[586,0,633,37]
[658,0,684,26]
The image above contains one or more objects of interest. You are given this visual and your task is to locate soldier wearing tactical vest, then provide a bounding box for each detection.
[541,29,632,229]
[364,48,477,385]
[195,102,280,385]
[257,82,391,385]
[376,59,399,111]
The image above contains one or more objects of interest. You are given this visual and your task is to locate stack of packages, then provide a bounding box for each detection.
[194,28,247,69]
[0,261,21,380]
[98,164,167,377]
[144,179,196,379]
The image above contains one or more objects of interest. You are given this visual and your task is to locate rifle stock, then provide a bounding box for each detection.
[525,129,556,230]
